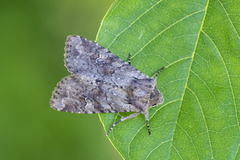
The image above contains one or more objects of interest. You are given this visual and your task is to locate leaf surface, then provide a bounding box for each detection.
[96,0,240,159]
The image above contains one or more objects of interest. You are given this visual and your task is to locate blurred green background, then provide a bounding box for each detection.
[0,0,123,159]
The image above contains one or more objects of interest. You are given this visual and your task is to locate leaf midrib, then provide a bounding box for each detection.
[109,1,212,159]
[167,0,211,159]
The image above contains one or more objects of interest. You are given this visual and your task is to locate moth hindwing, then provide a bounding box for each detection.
[50,35,164,136]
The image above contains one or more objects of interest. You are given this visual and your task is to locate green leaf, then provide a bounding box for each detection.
[96,0,240,159]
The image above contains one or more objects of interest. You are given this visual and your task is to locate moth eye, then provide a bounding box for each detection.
[147,85,152,88]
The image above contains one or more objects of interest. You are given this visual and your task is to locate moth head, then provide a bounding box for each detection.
[129,78,164,109]
[149,86,164,108]
[130,79,156,98]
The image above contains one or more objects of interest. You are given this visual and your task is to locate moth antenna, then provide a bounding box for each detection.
[155,66,165,79]
[107,112,140,136]
[128,53,132,65]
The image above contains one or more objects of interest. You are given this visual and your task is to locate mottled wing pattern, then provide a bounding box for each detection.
[64,35,150,86]
[50,75,141,114]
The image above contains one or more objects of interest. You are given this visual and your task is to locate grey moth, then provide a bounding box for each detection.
[50,35,164,136]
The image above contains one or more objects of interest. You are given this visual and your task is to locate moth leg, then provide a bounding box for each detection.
[128,53,132,65]
[118,113,124,118]
[155,66,165,78]
[144,110,151,136]
[107,112,140,136]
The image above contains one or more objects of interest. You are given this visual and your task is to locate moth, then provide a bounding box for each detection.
[50,35,164,136]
